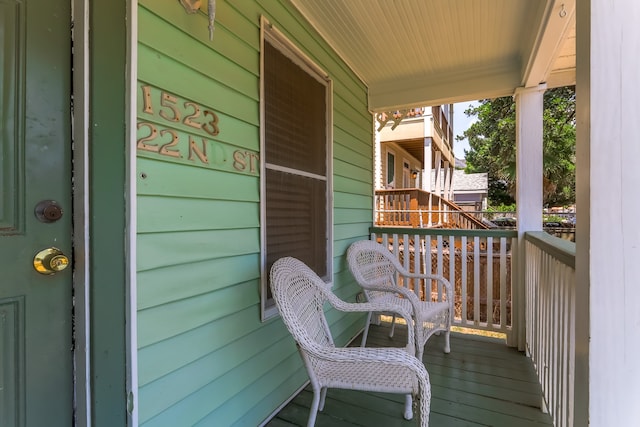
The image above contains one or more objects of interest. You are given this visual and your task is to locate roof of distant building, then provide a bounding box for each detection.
[453,170,487,192]
[431,170,488,193]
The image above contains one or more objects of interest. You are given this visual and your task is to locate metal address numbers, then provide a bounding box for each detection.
[136,83,258,174]
[140,84,220,136]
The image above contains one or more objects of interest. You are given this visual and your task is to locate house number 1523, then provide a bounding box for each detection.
[140,84,220,137]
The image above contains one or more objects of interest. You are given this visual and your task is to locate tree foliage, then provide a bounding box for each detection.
[460,87,576,206]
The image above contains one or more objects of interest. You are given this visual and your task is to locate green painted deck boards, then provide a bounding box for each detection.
[266,322,552,426]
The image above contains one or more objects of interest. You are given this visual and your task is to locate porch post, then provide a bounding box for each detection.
[442,160,451,201]
[421,137,432,191]
[434,151,442,197]
[374,128,382,190]
[575,1,640,425]
[511,85,545,350]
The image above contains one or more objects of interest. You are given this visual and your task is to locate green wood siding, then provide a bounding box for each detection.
[137,1,373,425]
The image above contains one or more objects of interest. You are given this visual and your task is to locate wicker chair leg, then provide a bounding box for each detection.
[361,312,373,347]
[444,330,451,354]
[389,313,397,338]
[403,394,413,420]
[307,388,321,427]
[318,387,328,411]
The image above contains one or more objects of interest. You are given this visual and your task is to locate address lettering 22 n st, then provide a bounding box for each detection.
[136,82,259,175]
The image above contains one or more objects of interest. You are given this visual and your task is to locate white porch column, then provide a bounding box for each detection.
[576,1,640,425]
[374,127,382,190]
[421,137,432,190]
[511,85,545,350]
[433,151,442,196]
[442,160,451,201]
[433,151,442,223]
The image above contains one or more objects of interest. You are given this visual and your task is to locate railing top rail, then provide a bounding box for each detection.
[370,226,517,239]
[525,231,576,268]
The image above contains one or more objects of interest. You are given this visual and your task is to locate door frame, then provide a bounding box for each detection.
[72,0,137,425]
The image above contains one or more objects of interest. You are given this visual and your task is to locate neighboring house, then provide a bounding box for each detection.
[376,107,455,199]
[429,169,489,211]
[3,1,639,427]
[451,171,488,211]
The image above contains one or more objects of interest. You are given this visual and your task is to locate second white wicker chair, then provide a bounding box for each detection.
[270,256,431,427]
[347,239,453,361]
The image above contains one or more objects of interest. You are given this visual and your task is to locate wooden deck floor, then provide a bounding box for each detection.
[266,322,552,427]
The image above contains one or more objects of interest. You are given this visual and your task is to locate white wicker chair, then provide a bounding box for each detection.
[347,239,453,361]
[270,257,431,427]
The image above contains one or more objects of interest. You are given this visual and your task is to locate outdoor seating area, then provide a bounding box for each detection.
[267,244,553,427]
[266,323,552,427]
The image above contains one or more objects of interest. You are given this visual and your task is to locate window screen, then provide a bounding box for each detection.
[261,28,331,319]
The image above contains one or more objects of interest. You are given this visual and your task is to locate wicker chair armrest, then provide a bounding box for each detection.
[363,278,423,306]
[398,271,454,300]
[324,290,416,348]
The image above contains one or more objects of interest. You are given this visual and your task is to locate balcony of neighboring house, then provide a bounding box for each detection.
[374,106,488,230]
[267,227,574,427]
[374,188,489,230]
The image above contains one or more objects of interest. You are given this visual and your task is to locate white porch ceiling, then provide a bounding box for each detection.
[289,0,576,112]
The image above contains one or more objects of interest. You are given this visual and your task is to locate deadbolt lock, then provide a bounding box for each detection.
[33,247,70,275]
[34,200,63,223]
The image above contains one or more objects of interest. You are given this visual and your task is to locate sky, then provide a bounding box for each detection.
[452,101,478,159]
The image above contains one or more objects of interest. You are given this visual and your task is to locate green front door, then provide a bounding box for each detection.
[0,0,73,425]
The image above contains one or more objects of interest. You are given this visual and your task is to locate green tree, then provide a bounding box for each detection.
[460,86,576,206]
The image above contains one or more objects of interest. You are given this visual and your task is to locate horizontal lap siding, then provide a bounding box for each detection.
[137,1,372,426]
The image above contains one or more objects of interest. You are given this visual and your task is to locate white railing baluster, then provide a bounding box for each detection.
[436,235,444,301]
[524,232,575,427]
[461,236,468,326]
[487,237,494,328]
[500,237,507,331]
[448,235,455,310]
[402,233,411,291]
[473,236,480,325]
[412,233,421,297]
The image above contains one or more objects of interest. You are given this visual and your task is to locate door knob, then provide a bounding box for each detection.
[33,247,70,275]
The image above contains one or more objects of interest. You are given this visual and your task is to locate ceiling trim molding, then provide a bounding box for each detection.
[521,0,576,88]
[546,69,577,89]
[369,65,521,112]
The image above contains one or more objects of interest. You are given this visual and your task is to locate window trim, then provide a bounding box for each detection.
[386,149,396,188]
[259,17,334,321]
[402,159,411,188]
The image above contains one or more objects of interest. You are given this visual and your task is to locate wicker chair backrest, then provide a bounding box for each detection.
[270,257,334,350]
[347,240,402,299]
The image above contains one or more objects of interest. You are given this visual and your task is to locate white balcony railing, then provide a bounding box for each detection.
[525,231,576,427]
[369,227,517,335]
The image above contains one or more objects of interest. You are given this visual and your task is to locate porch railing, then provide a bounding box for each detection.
[525,231,576,427]
[375,189,488,229]
[369,227,517,335]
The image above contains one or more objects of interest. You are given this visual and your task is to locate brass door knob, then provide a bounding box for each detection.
[33,247,70,275]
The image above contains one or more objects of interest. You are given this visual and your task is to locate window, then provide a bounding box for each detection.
[260,19,333,320]
[403,161,410,188]
[386,150,395,188]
